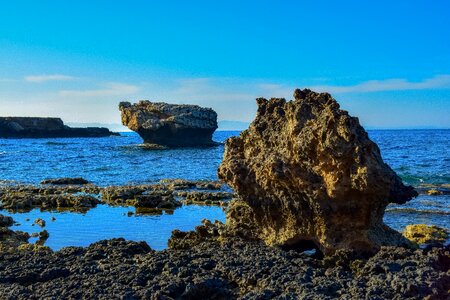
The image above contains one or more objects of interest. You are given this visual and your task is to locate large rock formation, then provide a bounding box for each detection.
[119,101,218,148]
[218,89,417,255]
[0,117,118,138]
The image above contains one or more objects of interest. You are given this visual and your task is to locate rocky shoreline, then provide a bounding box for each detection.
[0,233,448,299]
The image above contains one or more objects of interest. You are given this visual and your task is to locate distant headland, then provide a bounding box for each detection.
[0,117,119,138]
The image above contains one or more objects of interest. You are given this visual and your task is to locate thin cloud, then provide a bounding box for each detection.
[310,75,450,94]
[59,82,140,97]
[25,74,75,83]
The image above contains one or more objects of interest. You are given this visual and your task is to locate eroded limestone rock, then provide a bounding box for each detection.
[403,224,449,245]
[218,89,417,255]
[119,101,218,148]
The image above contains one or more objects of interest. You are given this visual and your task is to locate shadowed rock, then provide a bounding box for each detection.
[119,101,218,148]
[218,89,418,255]
[0,117,118,138]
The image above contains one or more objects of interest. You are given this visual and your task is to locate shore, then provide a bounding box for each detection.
[0,236,448,299]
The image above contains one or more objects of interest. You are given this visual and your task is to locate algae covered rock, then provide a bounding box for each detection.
[119,101,218,148]
[218,89,417,255]
[403,224,449,245]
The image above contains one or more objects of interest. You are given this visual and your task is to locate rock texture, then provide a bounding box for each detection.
[119,101,218,148]
[0,117,118,138]
[403,224,449,245]
[218,89,418,255]
[0,237,448,299]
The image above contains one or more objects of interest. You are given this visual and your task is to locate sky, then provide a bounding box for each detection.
[0,1,449,129]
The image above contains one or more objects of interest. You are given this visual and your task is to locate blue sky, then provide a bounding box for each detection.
[0,1,449,128]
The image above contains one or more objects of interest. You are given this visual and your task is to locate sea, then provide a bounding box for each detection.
[1,130,449,250]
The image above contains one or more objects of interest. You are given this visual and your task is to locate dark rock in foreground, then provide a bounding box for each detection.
[218,89,418,255]
[0,117,118,138]
[0,237,448,299]
[119,101,218,148]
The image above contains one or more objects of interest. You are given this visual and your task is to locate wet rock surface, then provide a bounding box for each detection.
[0,117,118,138]
[0,184,101,211]
[119,101,218,148]
[0,237,448,299]
[218,89,417,255]
[0,214,29,252]
[0,179,232,212]
[40,177,90,185]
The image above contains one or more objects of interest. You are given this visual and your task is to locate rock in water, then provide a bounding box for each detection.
[218,89,417,255]
[0,117,118,138]
[119,101,218,148]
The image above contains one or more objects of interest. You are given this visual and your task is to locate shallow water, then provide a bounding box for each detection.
[3,205,226,250]
[1,129,449,249]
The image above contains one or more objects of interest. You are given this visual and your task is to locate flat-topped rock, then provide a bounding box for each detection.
[0,117,118,138]
[218,89,418,255]
[119,101,218,148]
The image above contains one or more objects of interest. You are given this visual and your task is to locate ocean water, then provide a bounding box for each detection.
[1,130,449,250]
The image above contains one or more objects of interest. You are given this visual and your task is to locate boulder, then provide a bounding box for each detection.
[218,89,417,255]
[0,117,118,138]
[119,101,218,148]
[403,224,449,245]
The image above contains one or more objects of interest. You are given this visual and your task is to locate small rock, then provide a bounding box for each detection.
[34,218,46,228]
[0,214,14,227]
[426,189,443,196]
[403,224,449,245]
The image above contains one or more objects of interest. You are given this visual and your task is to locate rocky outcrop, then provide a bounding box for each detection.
[40,177,90,185]
[0,185,101,211]
[0,117,118,138]
[403,224,449,245]
[218,89,418,255]
[119,101,218,148]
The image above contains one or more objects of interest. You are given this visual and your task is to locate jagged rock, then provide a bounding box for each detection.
[218,89,418,255]
[403,224,449,245]
[0,214,14,227]
[34,218,46,228]
[0,185,101,211]
[0,117,118,138]
[41,177,90,185]
[0,214,30,252]
[119,101,218,148]
[101,185,181,209]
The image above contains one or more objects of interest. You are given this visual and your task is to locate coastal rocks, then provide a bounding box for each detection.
[101,185,181,209]
[0,117,118,138]
[0,185,101,211]
[0,214,14,227]
[0,237,447,299]
[403,224,449,245]
[119,101,218,148]
[34,218,46,227]
[218,89,418,255]
[0,214,30,252]
[41,177,90,185]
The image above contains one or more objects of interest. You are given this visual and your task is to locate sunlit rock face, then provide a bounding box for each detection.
[119,101,218,148]
[218,89,417,255]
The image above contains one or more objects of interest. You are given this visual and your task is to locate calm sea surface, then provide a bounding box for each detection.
[1,130,449,249]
